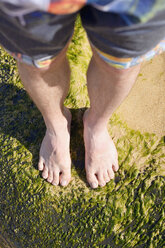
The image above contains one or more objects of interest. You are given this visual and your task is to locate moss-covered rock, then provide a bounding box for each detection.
[0,16,164,248]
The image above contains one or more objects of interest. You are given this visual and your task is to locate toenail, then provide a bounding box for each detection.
[52,182,57,186]
[91,182,97,188]
[100,183,106,187]
[61,180,67,186]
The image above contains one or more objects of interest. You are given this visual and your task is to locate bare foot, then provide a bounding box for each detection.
[83,110,119,189]
[38,107,72,186]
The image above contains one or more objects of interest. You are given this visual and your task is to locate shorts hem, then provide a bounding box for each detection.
[5,48,56,68]
[92,39,165,69]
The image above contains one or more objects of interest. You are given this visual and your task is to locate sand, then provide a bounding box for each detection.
[116,53,165,137]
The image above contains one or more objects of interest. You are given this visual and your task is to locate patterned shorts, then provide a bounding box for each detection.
[0,0,165,69]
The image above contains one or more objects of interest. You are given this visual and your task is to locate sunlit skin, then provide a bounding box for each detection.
[17,45,140,188]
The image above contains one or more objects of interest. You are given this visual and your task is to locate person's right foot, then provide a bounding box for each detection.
[83,110,119,189]
[38,108,72,187]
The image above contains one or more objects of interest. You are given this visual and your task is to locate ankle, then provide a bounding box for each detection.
[45,116,70,135]
[83,109,108,133]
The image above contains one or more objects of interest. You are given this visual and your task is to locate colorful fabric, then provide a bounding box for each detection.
[0,0,165,69]
[92,40,165,69]
[1,0,165,19]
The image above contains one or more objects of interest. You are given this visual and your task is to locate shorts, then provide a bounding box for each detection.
[0,0,165,69]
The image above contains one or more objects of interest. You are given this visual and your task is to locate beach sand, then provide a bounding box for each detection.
[116,53,165,137]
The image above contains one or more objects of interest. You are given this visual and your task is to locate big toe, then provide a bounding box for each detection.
[38,157,44,171]
[42,165,49,179]
[60,169,71,187]
[86,172,98,189]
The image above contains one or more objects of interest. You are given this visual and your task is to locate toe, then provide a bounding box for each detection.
[86,171,98,188]
[52,170,60,186]
[42,165,49,179]
[112,158,119,172]
[97,172,106,187]
[108,168,115,179]
[47,170,53,183]
[112,163,119,172]
[60,169,71,187]
[38,158,44,171]
[104,170,110,183]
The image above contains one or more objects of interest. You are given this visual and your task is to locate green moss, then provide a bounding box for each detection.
[0,16,164,248]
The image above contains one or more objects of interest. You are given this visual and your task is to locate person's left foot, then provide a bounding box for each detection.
[83,110,119,189]
[38,107,72,186]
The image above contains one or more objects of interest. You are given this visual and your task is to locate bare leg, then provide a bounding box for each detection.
[17,47,72,186]
[84,48,141,188]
